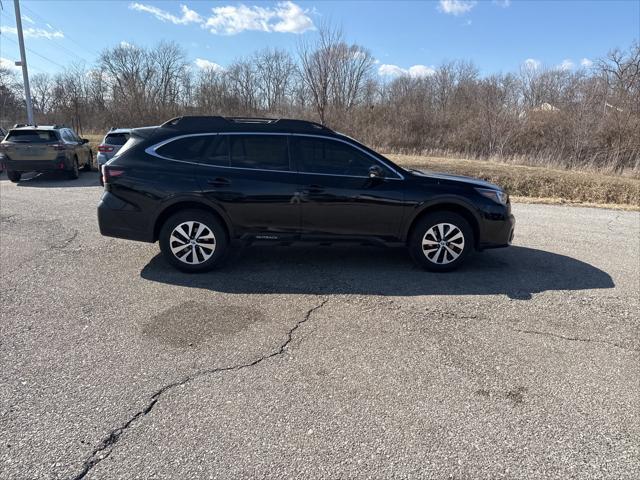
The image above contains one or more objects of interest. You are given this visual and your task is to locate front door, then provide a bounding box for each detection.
[290,136,405,240]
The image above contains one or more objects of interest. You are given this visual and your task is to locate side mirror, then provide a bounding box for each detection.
[81,138,89,144]
[368,165,384,178]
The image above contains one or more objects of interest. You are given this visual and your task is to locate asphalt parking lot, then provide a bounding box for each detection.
[1,170,639,479]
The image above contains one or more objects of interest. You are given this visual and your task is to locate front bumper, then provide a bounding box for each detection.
[478,209,515,250]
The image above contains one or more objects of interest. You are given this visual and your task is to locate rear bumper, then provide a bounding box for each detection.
[97,192,155,242]
[2,158,69,172]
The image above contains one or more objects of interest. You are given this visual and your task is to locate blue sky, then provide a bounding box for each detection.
[1,0,638,77]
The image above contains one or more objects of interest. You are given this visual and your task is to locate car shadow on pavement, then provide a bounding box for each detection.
[140,245,614,299]
[2,171,102,187]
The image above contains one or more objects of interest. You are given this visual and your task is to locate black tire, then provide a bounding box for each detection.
[408,211,474,272]
[83,151,93,171]
[159,209,228,273]
[68,157,80,179]
[7,170,22,183]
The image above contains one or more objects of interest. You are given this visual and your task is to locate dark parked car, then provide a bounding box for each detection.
[98,116,514,272]
[0,124,92,182]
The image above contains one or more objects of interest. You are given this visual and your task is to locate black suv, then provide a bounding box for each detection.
[98,116,514,272]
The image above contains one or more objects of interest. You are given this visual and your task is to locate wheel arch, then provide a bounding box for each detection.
[404,200,481,249]
[153,199,233,242]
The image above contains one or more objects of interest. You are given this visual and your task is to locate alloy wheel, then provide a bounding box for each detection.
[169,221,216,264]
[422,222,465,265]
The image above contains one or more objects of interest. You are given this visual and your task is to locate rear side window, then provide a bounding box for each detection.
[6,130,58,143]
[201,136,229,167]
[229,135,289,171]
[293,137,381,177]
[105,133,130,146]
[156,136,207,161]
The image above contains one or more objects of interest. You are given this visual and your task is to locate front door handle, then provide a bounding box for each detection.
[303,184,324,194]
[207,177,231,187]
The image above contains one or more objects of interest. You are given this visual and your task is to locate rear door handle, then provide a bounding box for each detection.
[207,177,231,187]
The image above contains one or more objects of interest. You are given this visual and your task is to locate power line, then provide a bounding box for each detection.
[1,32,66,69]
[21,2,100,59]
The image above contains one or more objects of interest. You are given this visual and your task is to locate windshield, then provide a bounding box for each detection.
[6,130,58,143]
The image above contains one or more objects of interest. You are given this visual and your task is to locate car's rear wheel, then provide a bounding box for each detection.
[68,157,79,179]
[408,212,474,272]
[159,209,228,273]
[7,170,22,183]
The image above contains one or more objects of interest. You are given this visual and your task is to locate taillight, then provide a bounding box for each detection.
[98,145,114,153]
[102,166,124,185]
[50,143,66,151]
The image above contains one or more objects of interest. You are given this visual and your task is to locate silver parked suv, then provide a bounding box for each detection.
[97,129,131,181]
[0,124,92,182]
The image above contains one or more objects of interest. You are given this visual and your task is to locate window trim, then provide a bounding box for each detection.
[145,132,404,180]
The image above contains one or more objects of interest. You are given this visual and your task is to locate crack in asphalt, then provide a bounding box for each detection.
[50,229,79,250]
[513,328,638,353]
[68,299,328,480]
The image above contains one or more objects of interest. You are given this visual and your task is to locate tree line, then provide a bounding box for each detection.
[1,26,638,173]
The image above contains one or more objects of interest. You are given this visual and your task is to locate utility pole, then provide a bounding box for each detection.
[13,0,34,124]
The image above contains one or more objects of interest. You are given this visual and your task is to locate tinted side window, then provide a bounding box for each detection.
[68,129,80,141]
[201,136,230,167]
[156,136,207,161]
[61,130,74,142]
[294,137,380,177]
[229,135,289,171]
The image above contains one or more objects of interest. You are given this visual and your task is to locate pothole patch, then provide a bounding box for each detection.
[142,301,263,348]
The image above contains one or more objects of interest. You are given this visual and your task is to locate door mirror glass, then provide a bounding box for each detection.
[369,165,384,178]
[81,138,89,144]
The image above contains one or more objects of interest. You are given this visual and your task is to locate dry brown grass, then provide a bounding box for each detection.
[83,132,639,209]
[387,153,640,209]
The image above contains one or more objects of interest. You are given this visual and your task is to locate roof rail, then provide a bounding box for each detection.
[161,115,331,133]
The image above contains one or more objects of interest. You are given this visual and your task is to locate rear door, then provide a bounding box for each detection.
[3,129,60,162]
[194,134,300,237]
[291,136,405,239]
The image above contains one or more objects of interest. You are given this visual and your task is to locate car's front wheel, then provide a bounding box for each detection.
[7,170,22,183]
[68,157,79,179]
[408,212,474,272]
[159,209,228,273]
[83,151,93,171]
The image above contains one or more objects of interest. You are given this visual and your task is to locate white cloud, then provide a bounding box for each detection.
[1,25,64,39]
[378,64,406,77]
[129,3,203,25]
[558,59,574,71]
[524,58,541,70]
[580,58,593,68]
[22,15,36,24]
[204,1,314,34]
[407,65,436,77]
[0,57,20,71]
[120,41,134,48]
[438,0,476,15]
[378,63,436,78]
[492,0,511,7]
[195,58,224,72]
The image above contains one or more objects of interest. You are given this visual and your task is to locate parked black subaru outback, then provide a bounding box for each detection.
[98,116,514,272]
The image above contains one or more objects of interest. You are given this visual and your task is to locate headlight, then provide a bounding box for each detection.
[475,188,508,205]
